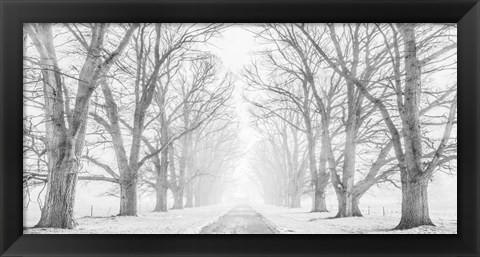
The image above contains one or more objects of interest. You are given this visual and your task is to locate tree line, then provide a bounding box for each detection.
[245,23,457,229]
[23,23,239,229]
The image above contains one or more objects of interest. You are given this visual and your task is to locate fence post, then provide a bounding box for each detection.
[383,207,385,216]
[91,205,93,217]
[368,206,370,215]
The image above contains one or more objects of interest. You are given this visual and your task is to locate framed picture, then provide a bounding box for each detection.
[1,0,478,256]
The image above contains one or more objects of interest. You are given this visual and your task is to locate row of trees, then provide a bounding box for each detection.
[23,23,238,228]
[246,23,457,229]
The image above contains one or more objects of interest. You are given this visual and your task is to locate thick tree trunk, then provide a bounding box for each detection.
[36,68,92,228]
[352,195,362,217]
[312,132,330,213]
[312,187,328,212]
[340,121,357,217]
[154,144,168,212]
[334,192,346,217]
[312,172,329,212]
[28,24,78,229]
[335,191,363,218]
[333,94,359,218]
[396,180,433,229]
[154,176,168,212]
[168,145,184,210]
[395,24,434,230]
[154,106,169,212]
[307,131,328,212]
[36,151,78,229]
[28,23,137,228]
[119,174,137,216]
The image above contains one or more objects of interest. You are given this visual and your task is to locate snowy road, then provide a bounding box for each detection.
[199,204,277,234]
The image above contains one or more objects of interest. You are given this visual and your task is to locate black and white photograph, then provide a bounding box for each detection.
[22,23,457,234]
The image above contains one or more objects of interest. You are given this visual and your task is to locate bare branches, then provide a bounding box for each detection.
[422,93,457,179]
[84,156,120,180]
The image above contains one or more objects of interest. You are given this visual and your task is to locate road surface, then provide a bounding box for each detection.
[199,204,277,234]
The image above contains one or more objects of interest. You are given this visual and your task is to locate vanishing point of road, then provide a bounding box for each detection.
[199,204,277,234]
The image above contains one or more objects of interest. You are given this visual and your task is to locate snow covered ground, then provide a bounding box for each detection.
[24,203,234,234]
[24,202,456,234]
[252,203,457,234]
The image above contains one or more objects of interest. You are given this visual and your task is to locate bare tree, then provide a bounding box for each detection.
[250,105,309,207]
[189,117,241,207]
[298,23,457,228]
[166,55,234,209]
[25,23,138,228]
[148,53,233,211]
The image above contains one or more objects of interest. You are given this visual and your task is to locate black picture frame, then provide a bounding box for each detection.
[1,0,479,256]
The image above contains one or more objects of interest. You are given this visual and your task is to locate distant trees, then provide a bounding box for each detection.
[149,53,233,211]
[188,117,240,207]
[245,24,338,211]
[249,106,308,207]
[166,55,234,209]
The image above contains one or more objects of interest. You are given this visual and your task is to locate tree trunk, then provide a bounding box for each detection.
[307,131,327,212]
[168,145,184,210]
[154,175,168,212]
[312,187,328,212]
[119,173,137,216]
[396,180,433,229]
[335,191,363,218]
[352,195,362,217]
[340,120,357,217]
[185,182,194,208]
[36,150,78,229]
[395,24,434,230]
[154,106,169,212]
[172,190,183,209]
[312,132,330,213]
[334,191,346,217]
[153,146,168,212]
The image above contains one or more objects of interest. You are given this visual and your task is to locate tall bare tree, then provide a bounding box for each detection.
[25,23,138,228]
[298,23,457,228]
